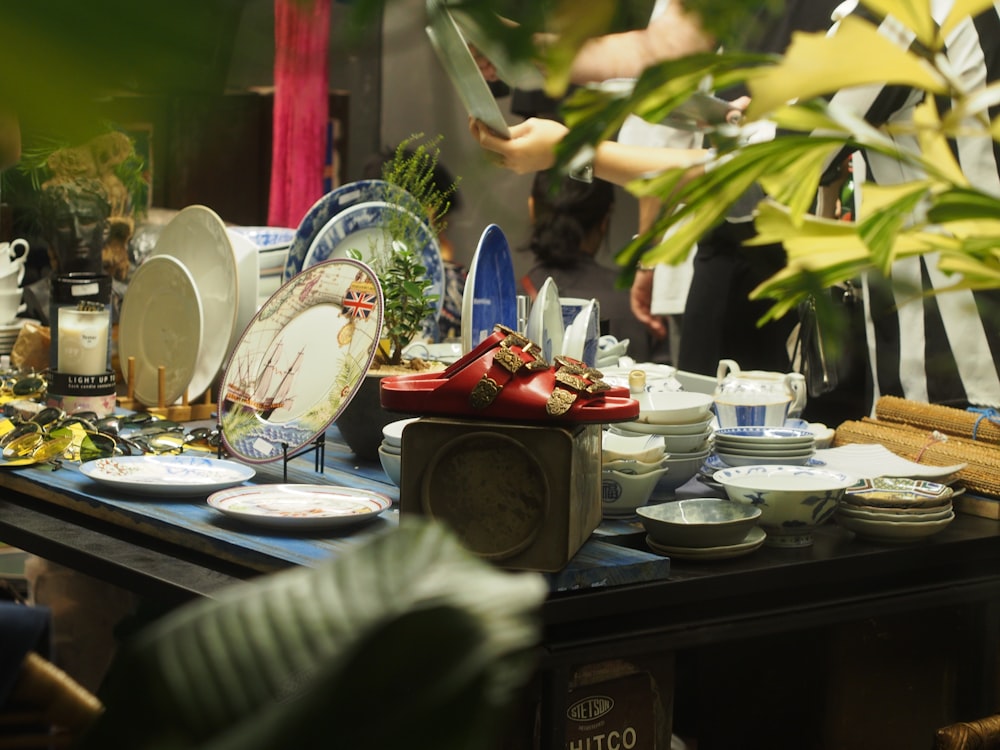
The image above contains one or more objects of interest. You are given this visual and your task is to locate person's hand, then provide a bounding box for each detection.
[630,267,668,340]
[469,117,568,174]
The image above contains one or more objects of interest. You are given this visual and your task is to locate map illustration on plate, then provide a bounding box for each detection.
[220,258,384,463]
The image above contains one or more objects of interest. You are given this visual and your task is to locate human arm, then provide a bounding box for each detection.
[469,117,709,186]
[564,3,716,84]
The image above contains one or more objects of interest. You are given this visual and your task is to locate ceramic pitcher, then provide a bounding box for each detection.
[713,358,807,428]
[0,239,28,288]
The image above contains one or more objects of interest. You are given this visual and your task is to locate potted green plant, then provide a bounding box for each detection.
[337,133,460,459]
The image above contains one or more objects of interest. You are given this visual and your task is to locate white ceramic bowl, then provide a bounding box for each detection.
[654,448,713,493]
[834,509,954,543]
[636,498,761,548]
[613,416,714,436]
[602,431,666,464]
[715,465,857,548]
[378,445,402,487]
[636,390,716,425]
[382,417,421,449]
[601,466,669,517]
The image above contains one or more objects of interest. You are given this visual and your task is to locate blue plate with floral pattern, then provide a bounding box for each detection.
[302,201,444,340]
[284,180,424,281]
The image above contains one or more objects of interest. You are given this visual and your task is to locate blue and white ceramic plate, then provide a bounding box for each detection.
[284,180,424,281]
[461,224,517,352]
[80,455,255,497]
[562,298,600,367]
[703,453,826,473]
[220,258,383,464]
[302,200,444,338]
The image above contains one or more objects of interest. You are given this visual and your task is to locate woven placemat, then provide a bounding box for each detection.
[874,395,1000,444]
[833,418,1000,498]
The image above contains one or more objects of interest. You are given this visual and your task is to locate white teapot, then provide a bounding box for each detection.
[713,358,807,428]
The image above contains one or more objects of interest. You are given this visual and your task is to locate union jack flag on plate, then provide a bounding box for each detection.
[342,288,376,320]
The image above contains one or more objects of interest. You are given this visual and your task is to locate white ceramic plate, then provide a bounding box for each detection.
[703,454,826,473]
[302,200,444,335]
[220,258,383,464]
[645,526,767,560]
[228,226,296,251]
[226,228,262,357]
[119,256,203,407]
[525,276,564,362]
[714,451,816,468]
[714,427,816,445]
[207,484,392,530]
[79,455,255,497]
[562,298,599,366]
[814,444,966,481]
[462,224,517,352]
[425,0,511,138]
[151,205,238,400]
[284,180,424,282]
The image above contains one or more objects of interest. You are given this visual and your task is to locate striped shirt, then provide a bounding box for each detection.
[826,1,1000,408]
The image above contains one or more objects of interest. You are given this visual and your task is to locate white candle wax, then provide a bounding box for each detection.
[57,308,109,375]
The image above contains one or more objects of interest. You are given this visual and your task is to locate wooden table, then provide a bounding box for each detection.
[1,426,999,748]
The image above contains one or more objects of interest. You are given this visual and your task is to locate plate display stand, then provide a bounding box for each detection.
[118,356,216,422]
[215,422,325,483]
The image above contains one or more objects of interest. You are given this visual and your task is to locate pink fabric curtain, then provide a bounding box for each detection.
[268,0,332,229]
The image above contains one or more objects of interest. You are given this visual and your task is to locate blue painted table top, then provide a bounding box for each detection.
[7,424,671,593]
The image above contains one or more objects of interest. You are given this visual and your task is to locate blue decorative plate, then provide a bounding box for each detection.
[714,426,816,442]
[302,200,444,337]
[461,224,517,352]
[284,180,424,281]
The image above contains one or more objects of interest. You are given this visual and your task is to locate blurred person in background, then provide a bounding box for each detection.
[521,168,652,361]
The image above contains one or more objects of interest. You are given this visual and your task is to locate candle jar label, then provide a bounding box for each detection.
[57,308,110,375]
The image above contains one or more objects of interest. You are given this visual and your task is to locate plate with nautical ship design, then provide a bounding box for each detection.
[220,258,384,464]
[207,484,392,530]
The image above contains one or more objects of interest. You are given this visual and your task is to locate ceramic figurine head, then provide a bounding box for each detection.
[39,177,111,275]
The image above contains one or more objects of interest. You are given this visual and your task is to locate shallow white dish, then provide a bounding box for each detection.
[704,453,825,472]
[80,455,255,497]
[714,451,815,468]
[228,225,296,251]
[636,390,716,425]
[207,484,392,530]
[220,259,383,464]
[119,255,203,407]
[637,498,761,548]
[526,276,564,362]
[462,224,517,353]
[151,205,238,401]
[284,180,423,281]
[645,526,767,560]
[834,509,954,543]
[814,444,966,481]
[302,200,444,336]
[602,431,666,464]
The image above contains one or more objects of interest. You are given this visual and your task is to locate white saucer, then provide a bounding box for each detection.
[645,526,766,560]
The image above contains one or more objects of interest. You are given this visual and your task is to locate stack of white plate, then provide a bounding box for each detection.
[713,426,816,467]
[0,318,33,356]
[600,430,669,518]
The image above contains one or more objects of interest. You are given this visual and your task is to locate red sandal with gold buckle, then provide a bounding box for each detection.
[379,324,639,424]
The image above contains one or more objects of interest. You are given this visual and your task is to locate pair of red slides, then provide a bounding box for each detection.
[379,324,640,424]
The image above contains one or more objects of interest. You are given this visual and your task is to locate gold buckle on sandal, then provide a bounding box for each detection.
[469,327,551,410]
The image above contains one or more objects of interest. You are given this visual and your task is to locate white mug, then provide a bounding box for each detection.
[0,239,28,286]
[0,288,24,324]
